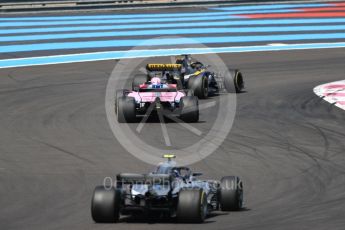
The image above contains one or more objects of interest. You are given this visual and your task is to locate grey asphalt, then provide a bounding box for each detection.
[0,48,345,230]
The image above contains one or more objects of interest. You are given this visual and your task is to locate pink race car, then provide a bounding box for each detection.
[115,77,199,123]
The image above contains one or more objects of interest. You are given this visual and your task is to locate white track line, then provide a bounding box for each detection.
[2,42,345,69]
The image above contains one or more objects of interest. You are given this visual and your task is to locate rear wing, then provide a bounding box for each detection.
[117,173,145,185]
[146,64,182,72]
[116,173,172,186]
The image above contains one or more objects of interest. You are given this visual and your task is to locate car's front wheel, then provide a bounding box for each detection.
[224,69,244,93]
[132,74,148,90]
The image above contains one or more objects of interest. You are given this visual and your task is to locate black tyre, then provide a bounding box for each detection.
[132,74,147,90]
[219,176,243,211]
[114,89,124,114]
[117,97,136,123]
[188,75,208,99]
[91,186,121,223]
[185,89,194,96]
[180,96,199,122]
[177,189,208,223]
[224,69,244,93]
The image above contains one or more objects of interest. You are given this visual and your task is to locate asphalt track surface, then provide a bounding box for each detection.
[1,2,345,230]
[1,48,345,230]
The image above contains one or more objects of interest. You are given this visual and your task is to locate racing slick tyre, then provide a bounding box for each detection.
[180,96,199,123]
[177,189,208,223]
[132,74,147,90]
[185,89,194,96]
[114,89,124,114]
[224,69,244,93]
[91,186,121,223]
[117,97,136,123]
[219,176,243,211]
[188,75,208,99]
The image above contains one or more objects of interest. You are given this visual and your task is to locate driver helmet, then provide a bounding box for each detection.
[151,77,161,86]
[173,169,180,178]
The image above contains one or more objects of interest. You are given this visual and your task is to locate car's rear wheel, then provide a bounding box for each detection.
[177,189,207,223]
[132,74,147,90]
[91,186,121,223]
[117,97,136,123]
[114,89,124,114]
[224,69,244,93]
[188,75,208,99]
[219,176,243,211]
[180,96,199,123]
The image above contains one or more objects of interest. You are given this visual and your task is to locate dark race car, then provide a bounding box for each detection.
[176,54,245,98]
[138,55,245,99]
[91,155,244,223]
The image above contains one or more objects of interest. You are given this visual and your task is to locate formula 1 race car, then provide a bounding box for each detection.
[132,63,183,91]
[140,55,245,99]
[91,155,244,223]
[115,76,199,123]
